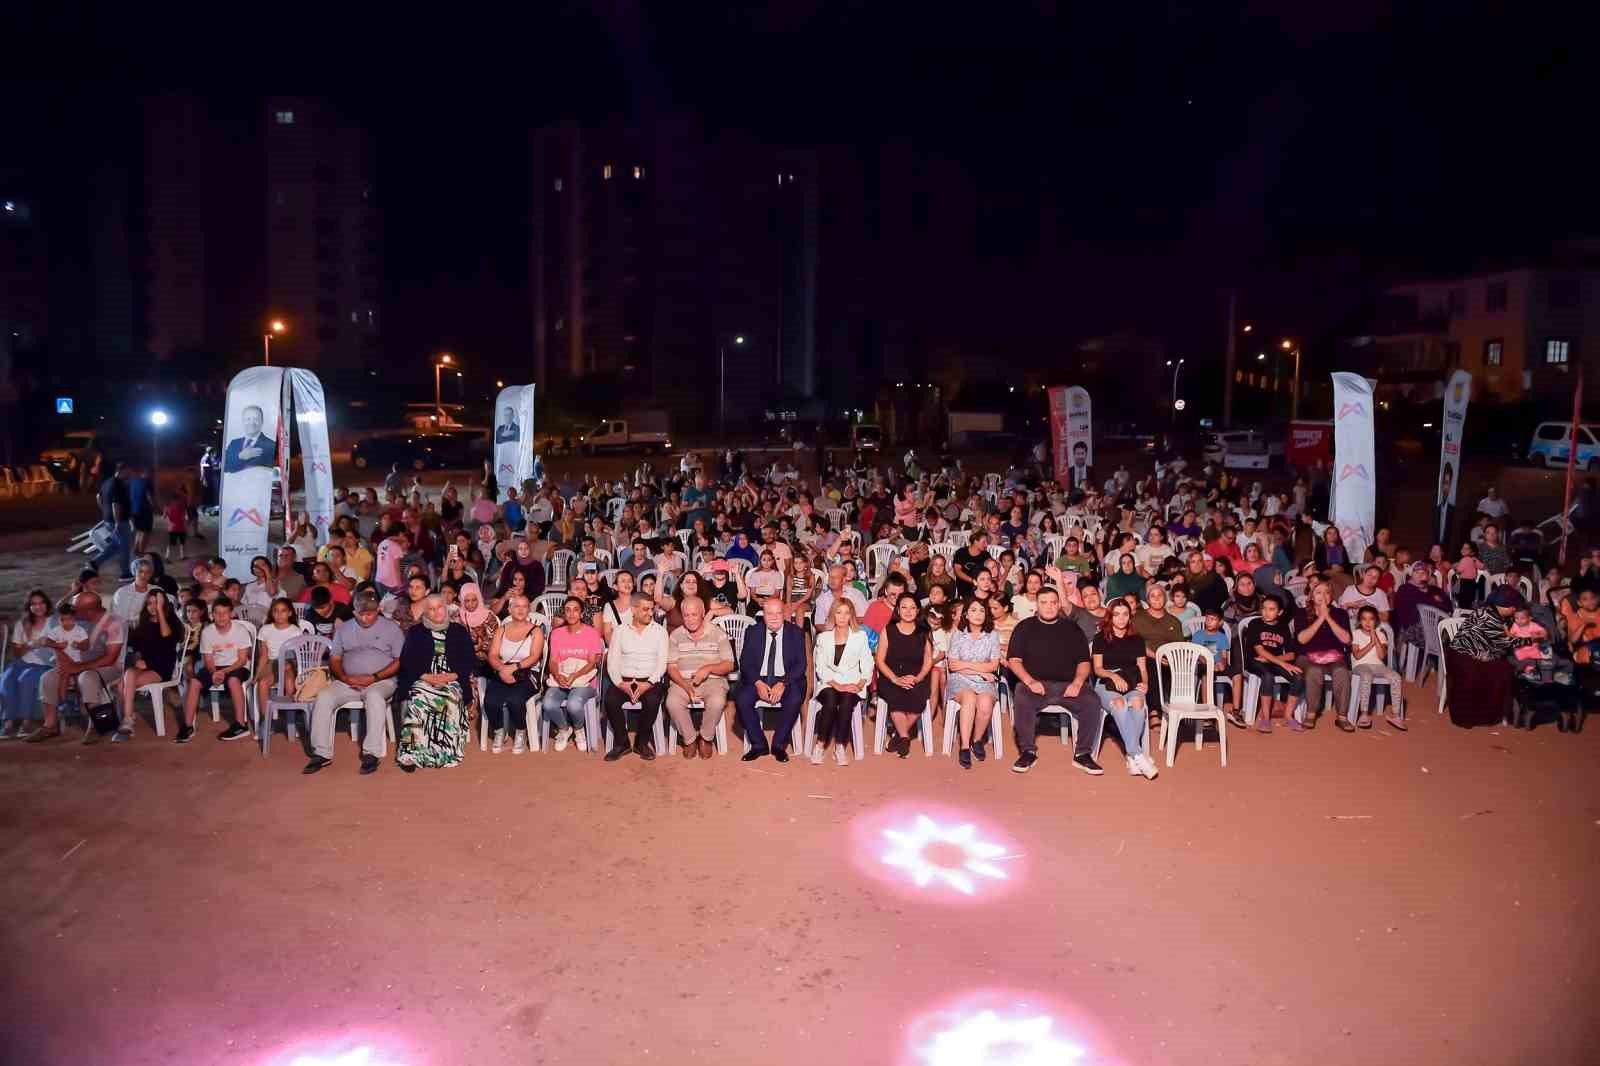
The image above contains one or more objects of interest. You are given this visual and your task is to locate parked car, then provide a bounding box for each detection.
[1202,429,1284,466]
[580,410,672,454]
[1527,421,1600,470]
[40,429,128,475]
[351,430,486,471]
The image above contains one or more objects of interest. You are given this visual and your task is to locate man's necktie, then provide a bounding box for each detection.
[763,630,778,678]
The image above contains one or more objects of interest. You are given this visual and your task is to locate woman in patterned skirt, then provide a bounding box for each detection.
[395,594,478,769]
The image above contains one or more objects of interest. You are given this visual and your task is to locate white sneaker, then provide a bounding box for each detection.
[553,726,571,752]
[574,729,588,752]
[809,742,825,765]
[1137,753,1160,779]
[835,743,848,766]
[1125,755,1140,776]
[491,729,505,754]
[512,730,528,754]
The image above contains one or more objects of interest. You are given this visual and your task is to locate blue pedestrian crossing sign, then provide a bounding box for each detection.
[55,397,74,415]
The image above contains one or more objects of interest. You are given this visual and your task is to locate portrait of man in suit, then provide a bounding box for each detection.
[223,405,277,473]
[1067,440,1091,493]
[495,406,521,444]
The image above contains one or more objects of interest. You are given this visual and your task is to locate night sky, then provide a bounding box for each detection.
[9,1,1594,385]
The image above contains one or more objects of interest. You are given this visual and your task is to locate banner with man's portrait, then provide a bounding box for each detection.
[493,384,536,503]
[219,367,284,578]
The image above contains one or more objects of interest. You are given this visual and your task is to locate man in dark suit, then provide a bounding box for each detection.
[495,406,521,444]
[1066,441,1092,498]
[223,405,277,473]
[734,597,807,762]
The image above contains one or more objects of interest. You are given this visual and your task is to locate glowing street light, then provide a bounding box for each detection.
[433,353,457,417]
[1242,323,1254,333]
[148,409,169,475]
[719,334,747,437]
[264,319,287,365]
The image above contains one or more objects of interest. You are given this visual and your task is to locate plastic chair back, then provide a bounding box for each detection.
[1156,641,1214,708]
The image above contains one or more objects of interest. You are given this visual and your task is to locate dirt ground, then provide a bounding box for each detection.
[2,670,1598,1066]
[2,455,1600,1064]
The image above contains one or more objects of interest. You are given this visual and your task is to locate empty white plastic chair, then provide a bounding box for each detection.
[1155,641,1227,767]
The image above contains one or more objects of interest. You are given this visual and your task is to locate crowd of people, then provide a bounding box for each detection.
[1,446,1592,779]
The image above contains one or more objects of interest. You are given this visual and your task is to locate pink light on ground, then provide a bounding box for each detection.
[258,1033,417,1066]
[899,989,1126,1066]
[850,800,1028,904]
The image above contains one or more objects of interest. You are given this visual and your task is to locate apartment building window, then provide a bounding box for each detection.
[553,178,563,192]
[275,111,295,125]
[1486,280,1508,311]
[1546,338,1571,365]
[1447,288,1466,316]
[1484,339,1503,366]
[602,164,613,180]
[632,165,643,179]
[1549,277,1580,309]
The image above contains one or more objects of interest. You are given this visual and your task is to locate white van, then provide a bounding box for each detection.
[1202,429,1283,467]
[1527,422,1600,470]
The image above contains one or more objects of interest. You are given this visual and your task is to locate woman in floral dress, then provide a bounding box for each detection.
[395,594,478,769]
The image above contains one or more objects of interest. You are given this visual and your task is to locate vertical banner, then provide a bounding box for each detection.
[1330,372,1376,566]
[289,369,335,548]
[1047,386,1093,488]
[1436,370,1471,542]
[220,366,285,580]
[277,370,293,542]
[492,384,536,503]
[1560,369,1584,565]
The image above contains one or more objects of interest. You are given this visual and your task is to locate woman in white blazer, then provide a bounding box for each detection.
[811,597,875,765]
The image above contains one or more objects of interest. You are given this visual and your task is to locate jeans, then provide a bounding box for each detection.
[1009,679,1104,758]
[541,685,596,729]
[91,519,134,578]
[0,662,50,721]
[482,676,536,733]
[1095,684,1147,757]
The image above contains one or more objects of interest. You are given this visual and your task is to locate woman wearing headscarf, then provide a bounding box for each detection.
[456,582,500,675]
[395,593,478,769]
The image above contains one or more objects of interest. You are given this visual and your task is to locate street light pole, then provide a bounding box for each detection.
[264,320,285,365]
[1281,339,1302,420]
[1167,358,1185,423]
[719,335,745,438]
[434,353,454,418]
[149,410,169,480]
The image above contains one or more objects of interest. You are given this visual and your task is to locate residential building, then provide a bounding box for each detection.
[1370,266,1600,402]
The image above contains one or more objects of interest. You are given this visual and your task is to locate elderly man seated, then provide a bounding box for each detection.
[25,592,126,745]
[305,591,405,776]
[663,595,736,758]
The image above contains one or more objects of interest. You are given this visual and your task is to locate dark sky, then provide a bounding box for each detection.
[10,1,1596,375]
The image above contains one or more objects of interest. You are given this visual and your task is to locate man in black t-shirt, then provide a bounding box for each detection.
[954,530,991,595]
[1005,587,1105,775]
[1241,595,1303,732]
[91,461,135,579]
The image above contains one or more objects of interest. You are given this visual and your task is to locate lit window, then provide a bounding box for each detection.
[275,111,295,125]
[350,311,358,324]
[777,173,784,185]
[632,166,643,179]
[1546,338,1571,364]
[1485,339,1503,367]
[602,164,612,180]
[553,178,563,192]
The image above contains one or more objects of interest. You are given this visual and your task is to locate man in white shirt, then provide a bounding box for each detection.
[812,564,868,628]
[110,558,158,625]
[30,592,126,744]
[602,595,668,761]
[182,596,257,744]
[1476,486,1509,520]
[1336,565,1391,624]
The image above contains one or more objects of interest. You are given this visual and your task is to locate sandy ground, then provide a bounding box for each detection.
[2,455,1599,1064]
[1,670,1598,1066]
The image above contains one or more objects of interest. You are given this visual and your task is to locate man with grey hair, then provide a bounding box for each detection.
[26,592,126,744]
[811,564,867,629]
[306,592,404,776]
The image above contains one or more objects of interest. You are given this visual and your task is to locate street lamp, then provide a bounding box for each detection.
[719,334,746,437]
[434,353,455,418]
[1281,339,1302,419]
[148,409,169,477]
[264,319,286,365]
[1167,358,1186,423]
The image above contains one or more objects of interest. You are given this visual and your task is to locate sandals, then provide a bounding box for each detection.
[1255,716,1272,734]
[1334,718,1356,733]
[1356,714,1373,730]
[1386,713,1407,731]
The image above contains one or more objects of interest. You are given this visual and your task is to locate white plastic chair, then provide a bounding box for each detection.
[872,696,934,756]
[1437,617,1462,715]
[675,528,693,554]
[938,696,1005,759]
[258,634,331,755]
[537,591,569,622]
[130,624,197,737]
[929,543,958,566]
[866,542,900,587]
[1155,641,1227,767]
[1407,603,1449,685]
[546,548,577,590]
[803,695,865,760]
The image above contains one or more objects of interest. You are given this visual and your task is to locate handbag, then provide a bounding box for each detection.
[294,666,329,701]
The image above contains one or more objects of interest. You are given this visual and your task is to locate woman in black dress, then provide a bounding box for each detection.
[875,592,932,756]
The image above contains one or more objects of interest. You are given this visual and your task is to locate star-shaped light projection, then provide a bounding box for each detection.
[880,815,1010,896]
[917,1009,1086,1066]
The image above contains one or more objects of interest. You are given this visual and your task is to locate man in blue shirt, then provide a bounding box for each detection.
[128,464,156,555]
[502,487,524,532]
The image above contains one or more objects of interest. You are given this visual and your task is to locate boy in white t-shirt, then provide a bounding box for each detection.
[180,596,257,744]
[43,602,91,665]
